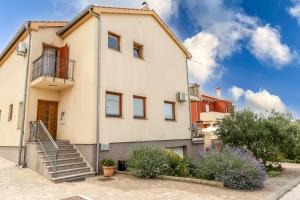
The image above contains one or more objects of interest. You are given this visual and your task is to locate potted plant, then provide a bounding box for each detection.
[101,159,116,177]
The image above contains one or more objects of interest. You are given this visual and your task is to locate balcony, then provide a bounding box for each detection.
[31,54,75,90]
[200,112,230,123]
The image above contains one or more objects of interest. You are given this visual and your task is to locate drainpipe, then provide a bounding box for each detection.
[89,6,102,174]
[18,21,32,167]
[185,58,193,137]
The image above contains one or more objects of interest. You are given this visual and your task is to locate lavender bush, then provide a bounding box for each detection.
[127,146,169,178]
[195,147,266,190]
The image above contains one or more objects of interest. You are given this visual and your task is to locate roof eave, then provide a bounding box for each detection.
[57,5,93,36]
[57,5,192,59]
[0,22,28,61]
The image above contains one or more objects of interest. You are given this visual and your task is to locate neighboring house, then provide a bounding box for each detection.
[189,83,233,128]
[0,5,202,182]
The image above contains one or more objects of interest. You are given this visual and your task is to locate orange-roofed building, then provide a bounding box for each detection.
[189,84,233,128]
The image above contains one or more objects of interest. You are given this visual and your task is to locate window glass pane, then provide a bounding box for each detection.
[164,103,174,120]
[133,47,140,58]
[106,94,120,116]
[134,98,144,117]
[108,35,118,50]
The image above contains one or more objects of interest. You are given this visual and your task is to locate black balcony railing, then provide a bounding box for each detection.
[32,54,75,81]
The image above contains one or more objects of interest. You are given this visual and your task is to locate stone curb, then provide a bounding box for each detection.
[266,176,300,200]
[116,171,224,188]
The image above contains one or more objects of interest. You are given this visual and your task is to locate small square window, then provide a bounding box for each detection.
[133,96,146,119]
[8,104,13,121]
[164,101,175,121]
[106,91,122,117]
[108,32,120,51]
[133,42,143,59]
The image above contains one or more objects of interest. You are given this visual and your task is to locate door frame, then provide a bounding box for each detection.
[36,99,59,140]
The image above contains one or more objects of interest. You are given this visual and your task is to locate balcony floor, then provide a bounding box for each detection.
[30,76,74,91]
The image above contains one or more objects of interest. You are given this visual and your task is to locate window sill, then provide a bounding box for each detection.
[106,115,123,119]
[133,117,147,120]
[165,119,177,122]
[133,56,144,61]
[108,47,121,53]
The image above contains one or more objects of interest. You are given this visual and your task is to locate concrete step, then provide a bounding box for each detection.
[47,162,87,172]
[51,171,95,183]
[43,157,83,166]
[55,140,70,145]
[58,145,75,150]
[41,153,80,160]
[38,149,77,155]
[49,167,91,178]
[37,146,74,151]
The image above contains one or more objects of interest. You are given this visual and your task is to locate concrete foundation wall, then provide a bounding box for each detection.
[0,146,24,164]
[75,139,203,171]
[25,142,48,178]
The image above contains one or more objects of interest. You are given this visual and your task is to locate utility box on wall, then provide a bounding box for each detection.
[100,143,110,151]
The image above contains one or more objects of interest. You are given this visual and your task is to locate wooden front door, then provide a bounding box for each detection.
[37,100,58,140]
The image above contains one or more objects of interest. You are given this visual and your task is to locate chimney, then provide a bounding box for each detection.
[216,87,221,98]
[189,83,201,97]
[141,1,150,10]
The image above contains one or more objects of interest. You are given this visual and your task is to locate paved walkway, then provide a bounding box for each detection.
[280,184,300,200]
[1,157,300,200]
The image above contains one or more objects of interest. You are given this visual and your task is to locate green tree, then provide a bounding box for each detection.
[215,110,300,164]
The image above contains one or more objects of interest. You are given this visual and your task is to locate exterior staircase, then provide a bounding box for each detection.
[37,140,95,183]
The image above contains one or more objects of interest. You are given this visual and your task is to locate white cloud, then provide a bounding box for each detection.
[244,89,286,112]
[288,0,300,25]
[183,0,258,83]
[184,32,219,83]
[229,86,245,101]
[183,0,294,83]
[54,0,179,21]
[185,0,257,59]
[249,26,294,67]
[53,0,295,84]
[230,86,286,113]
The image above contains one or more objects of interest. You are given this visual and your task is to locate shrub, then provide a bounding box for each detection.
[195,147,266,190]
[127,146,169,178]
[101,159,115,167]
[165,150,195,177]
[216,110,300,165]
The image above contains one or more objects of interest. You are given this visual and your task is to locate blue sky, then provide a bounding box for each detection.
[1,0,299,118]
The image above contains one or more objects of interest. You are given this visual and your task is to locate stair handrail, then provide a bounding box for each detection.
[29,120,59,172]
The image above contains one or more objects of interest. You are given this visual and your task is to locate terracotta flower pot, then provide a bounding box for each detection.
[102,166,115,177]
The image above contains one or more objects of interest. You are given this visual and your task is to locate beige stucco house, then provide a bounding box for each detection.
[0,5,202,181]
